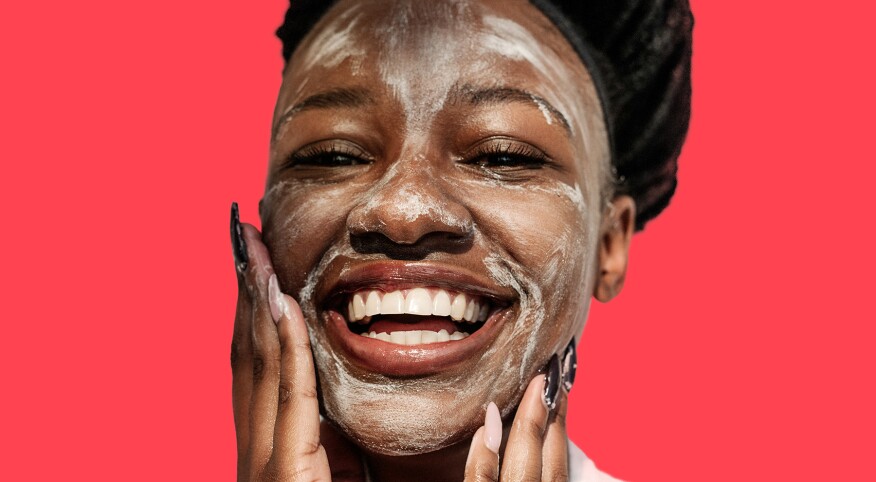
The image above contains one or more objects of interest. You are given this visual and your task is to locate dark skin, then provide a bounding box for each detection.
[231,1,635,480]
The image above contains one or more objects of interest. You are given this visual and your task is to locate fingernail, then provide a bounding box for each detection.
[230,202,248,273]
[543,354,560,411]
[561,339,577,393]
[268,274,289,323]
[484,402,502,454]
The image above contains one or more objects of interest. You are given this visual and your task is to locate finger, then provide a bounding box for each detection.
[230,204,254,462]
[231,271,254,465]
[240,224,281,471]
[464,403,502,482]
[541,386,570,481]
[500,374,550,481]
[268,276,330,479]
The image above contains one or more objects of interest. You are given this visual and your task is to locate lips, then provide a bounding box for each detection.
[316,260,517,376]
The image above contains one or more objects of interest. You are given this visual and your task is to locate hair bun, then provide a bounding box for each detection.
[531,0,693,230]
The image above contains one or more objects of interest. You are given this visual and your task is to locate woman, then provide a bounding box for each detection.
[230,0,692,480]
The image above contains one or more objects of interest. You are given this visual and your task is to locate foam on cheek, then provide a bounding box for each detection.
[477,180,598,379]
[483,252,545,381]
[263,181,360,241]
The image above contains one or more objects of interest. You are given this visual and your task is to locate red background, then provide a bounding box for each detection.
[2,1,874,480]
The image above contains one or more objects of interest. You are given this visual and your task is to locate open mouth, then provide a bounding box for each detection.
[336,287,501,346]
[314,260,518,375]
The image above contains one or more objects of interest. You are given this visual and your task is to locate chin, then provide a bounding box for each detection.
[317,364,493,456]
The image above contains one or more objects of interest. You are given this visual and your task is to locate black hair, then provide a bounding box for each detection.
[276,0,693,231]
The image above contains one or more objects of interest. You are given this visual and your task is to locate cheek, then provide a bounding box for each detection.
[470,182,595,289]
[261,180,360,295]
[469,181,598,349]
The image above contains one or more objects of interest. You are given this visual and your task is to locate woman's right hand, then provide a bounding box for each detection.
[463,364,572,481]
[230,205,364,482]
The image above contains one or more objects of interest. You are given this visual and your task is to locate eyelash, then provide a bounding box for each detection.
[284,143,370,169]
[283,140,551,172]
[464,141,551,170]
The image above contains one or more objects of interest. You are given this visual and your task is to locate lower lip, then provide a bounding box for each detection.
[324,308,512,376]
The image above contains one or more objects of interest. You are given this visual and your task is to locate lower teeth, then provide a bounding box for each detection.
[360,329,469,345]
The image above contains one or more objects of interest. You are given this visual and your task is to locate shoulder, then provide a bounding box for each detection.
[568,440,625,482]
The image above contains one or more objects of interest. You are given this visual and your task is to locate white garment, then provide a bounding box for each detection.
[568,442,624,482]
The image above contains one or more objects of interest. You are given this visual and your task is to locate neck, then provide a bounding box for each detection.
[363,439,471,482]
[362,424,516,482]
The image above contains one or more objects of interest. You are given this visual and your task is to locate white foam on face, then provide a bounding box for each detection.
[374,1,476,129]
[269,0,613,457]
[297,240,518,455]
[483,252,545,380]
[295,4,365,75]
[476,12,611,188]
[531,94,554,126]
[351,160,474,235]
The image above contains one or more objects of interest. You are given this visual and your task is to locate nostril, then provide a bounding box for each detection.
[351,231,473,259]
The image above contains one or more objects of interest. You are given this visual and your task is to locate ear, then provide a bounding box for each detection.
[594,195,636,302]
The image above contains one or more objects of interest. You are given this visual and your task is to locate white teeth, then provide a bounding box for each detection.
[405,288,433,315]
[404,330,422,345]
[343,288,494,322]
[421,330,439,344]
[450,294,467,320]
[365,291,381,316]
[352,293,366,321]
[382,291,405,314]
[389,331,406,344]
[361,329,470,345]
[432,290,452,316]
[463,300,476,322]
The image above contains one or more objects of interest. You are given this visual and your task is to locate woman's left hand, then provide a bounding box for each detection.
[464,373,570,481]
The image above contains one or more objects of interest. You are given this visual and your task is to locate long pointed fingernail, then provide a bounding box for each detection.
[230,202,248,273]
[562,339,577,393]
[543,354,560,411]
[268,274,290,324]
[484,402,502,454]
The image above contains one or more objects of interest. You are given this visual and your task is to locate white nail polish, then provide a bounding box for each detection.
[268,274,290,323]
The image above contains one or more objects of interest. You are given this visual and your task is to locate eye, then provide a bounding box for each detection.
[283,141,372,169]
[465,140,551,170]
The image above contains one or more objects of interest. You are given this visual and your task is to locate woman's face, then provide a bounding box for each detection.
[261,0,614,455]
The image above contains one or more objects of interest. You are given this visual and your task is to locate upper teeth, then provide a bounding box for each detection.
[346,288,490,323]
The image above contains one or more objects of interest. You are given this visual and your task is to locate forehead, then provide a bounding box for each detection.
[289,4,593,114]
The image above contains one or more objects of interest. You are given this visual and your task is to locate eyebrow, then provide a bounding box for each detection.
[273,87,374,138]
[448,84,572,135]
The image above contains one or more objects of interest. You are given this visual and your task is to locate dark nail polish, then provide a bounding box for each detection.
[561,339,577,393]
[230,202,248,273]
[543,354,560,411]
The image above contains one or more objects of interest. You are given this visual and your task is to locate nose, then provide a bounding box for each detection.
[347,161,474,257]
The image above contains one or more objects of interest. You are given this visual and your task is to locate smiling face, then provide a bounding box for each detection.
[260,0,620,455]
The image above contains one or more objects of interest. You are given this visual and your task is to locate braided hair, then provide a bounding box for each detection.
[276,1,693,231]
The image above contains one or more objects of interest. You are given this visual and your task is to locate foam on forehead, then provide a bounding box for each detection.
[284,0,610,204]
